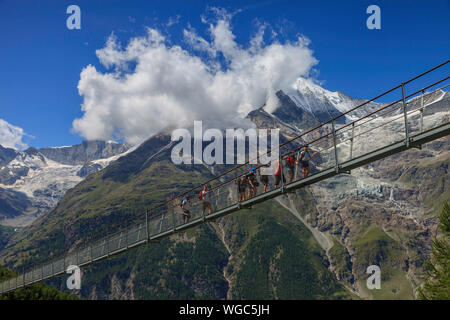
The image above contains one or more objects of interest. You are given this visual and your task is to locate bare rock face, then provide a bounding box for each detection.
[0,141,130,226]
[302,133,449,299]
[0,145,17,167]
[0,166,29,185]
[271,90,320,129]
[0,188,34,218]
[39,140,131,165]
[77,162,103,178]
[0,82,447,300]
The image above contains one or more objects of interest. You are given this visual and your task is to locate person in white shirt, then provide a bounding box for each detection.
[297,145,318,179]
[180,196,191,224]
[199,185,212,216]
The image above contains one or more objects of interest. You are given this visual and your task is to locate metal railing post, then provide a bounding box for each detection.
[280,154,285,192]
[172,203,176,233]
[350,122,355,160]
[236,183,241,209]
[332,120,339,173]
[401,82,410,148]
[159,213,165,233]
[420,90,424,133]
[63,254,66,274]
[146,210,149,241]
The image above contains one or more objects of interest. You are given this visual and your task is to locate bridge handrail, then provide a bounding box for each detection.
[1,60,449,294]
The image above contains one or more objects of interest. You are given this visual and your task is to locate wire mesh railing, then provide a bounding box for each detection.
[1,60,449,294]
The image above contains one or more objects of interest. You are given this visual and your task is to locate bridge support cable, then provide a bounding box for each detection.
[1,60,449,294]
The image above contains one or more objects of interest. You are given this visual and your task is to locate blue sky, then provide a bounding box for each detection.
[0,0,449,149]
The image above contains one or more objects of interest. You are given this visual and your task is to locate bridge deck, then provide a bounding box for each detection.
[1,61,449,294]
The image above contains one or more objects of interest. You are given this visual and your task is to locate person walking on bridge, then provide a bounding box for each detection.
[246,168,258,198]
[180,196,191,224]
[259,163,270,193]
[199,185,213,216]
[235,175,247,202]
[274,157,285,188]
[284,152,297,184]
[297,145,318,179]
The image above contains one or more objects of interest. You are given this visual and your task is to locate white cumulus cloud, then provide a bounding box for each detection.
[0,118,29,150]
[72,9,318,145]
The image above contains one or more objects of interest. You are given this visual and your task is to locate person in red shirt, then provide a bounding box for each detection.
[284,152,297,183]
[274,158,285,188]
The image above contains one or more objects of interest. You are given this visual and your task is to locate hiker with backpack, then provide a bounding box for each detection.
[259,163,270,193]
[180,196,192,224]
[234,175,247,202]
[246,168,258,198]
[297,145,318,179]
[284,152,297,184]
[199,185,213,216]
[274,157,285,188]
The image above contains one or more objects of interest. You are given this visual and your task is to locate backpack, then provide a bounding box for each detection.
[286,155,295,167]
[198,191,203,200]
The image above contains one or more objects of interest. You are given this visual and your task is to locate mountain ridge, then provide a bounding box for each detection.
[0,140,131,227]
[0,82,448,300]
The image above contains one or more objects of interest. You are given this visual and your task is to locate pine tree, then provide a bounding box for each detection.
[418,202,450,300]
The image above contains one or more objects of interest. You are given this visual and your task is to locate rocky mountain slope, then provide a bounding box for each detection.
[0,141,130,227]
[0,82,447,300]
[285,77,384,123]
[0,127,354,300]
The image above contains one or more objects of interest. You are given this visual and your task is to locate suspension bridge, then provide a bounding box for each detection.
[1,60,449,294]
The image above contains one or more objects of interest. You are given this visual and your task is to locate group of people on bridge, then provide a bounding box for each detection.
[179,145,318,224]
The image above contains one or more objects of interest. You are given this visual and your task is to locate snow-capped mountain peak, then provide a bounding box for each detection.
[9,148,47,170]
[285,77,384,123]
[0,141,131,226]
